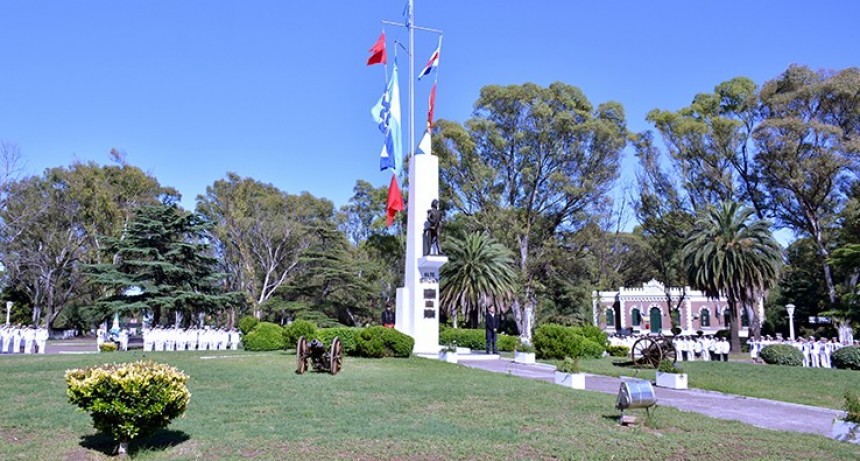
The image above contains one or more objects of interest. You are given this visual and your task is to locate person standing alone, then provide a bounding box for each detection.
[381,302,395,328]
[485,306,499,355]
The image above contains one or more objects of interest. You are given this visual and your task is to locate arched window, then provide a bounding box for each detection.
[700,308,711,327]
[605,308,615,328]
[631,308,641,326]
[741,308,749,328]
[671,309,681,326]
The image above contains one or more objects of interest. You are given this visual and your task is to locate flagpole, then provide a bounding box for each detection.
[408,0,415,161]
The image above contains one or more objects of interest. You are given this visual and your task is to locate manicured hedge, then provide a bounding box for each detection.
[533,323,605,360]
[439,328,519,352]
[606,345,629,358]
[237,316,259,335]
[243,322,286,351]
[832,346,860,370]
[283,320,317,349]
[760,344,803,366]
[355,326,414,358]
[316,327,362,356]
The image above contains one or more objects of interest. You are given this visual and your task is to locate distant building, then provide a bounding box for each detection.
[592,279,763,336]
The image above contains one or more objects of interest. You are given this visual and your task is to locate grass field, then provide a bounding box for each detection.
[572,355,860,410]
[1,350,858,460]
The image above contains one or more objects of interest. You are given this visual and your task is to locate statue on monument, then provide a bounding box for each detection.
[423,199,443,256]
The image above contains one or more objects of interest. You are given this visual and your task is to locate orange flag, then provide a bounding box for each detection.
[367,32,387,66]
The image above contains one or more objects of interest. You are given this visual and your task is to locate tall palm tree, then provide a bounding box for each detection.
[440,232,519,329]
[682,201,782,352]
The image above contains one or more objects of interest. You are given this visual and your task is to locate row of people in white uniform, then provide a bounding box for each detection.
[608,334,733,361]
[748,336,851,368]
[0,325,50,354]
[141,327,242,351]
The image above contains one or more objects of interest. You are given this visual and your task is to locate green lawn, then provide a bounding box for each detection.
[571,355,860,409]
[1,351,858,460]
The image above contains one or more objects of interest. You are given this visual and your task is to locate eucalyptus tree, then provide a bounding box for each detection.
[197,173,341,319]
[436,82,627,338]
[754,65,860,311]
[439,232,519,328]
[682,201,782,351]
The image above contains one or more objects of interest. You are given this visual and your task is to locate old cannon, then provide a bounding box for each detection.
[296,336,343,375]
[630,336,677,368]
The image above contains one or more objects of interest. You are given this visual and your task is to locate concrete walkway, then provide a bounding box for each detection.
[459,355,842,437]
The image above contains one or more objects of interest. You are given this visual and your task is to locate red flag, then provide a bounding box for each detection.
[367,32,387,66]
[386,173,403,226]
[427,82,437,129]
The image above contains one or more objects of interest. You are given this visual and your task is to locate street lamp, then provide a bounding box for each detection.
[785,303,796,341]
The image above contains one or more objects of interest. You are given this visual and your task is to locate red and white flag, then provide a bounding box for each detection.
[417,39,441,80]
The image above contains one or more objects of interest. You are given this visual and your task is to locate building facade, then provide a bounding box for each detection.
[592,279,763,336]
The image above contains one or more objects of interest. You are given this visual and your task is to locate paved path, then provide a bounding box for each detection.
[459,356,841,437]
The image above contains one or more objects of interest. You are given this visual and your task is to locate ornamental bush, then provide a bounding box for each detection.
[760,344,803,366]
[572,324,609,350]
[99,342,118,352]
[438,328,520,352]
[832,346,860,370]
[355,326,414,358]
[316,327,362,355]
[66,361,190,454]
[283,320,317,349]
[243,322,286,351]
[606,345,630,357]
[238,316,259,335]
[534,324,578,360]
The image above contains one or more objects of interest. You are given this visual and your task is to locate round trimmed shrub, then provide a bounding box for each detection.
[534,324,579,359]
[65,360,190,454]
[832,346,860,370]
[316,327,361,355]
[575,336,605,359]
[760,344,803,366]
[243,322,286,351]
[573,324,609,349]
[497,334,519,352]
[606,345,629,357]
[238,316,259,335]
[355,326,414,358]
[283,320,317,349]
[99,342,118,352]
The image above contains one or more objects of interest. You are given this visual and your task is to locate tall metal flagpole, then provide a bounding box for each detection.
[382,2,446,354]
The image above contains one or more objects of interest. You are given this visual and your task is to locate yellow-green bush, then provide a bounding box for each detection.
[99,342,118,352]
[66,361,190,451]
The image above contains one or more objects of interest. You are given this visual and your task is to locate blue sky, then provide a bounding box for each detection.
[2,1,859,222]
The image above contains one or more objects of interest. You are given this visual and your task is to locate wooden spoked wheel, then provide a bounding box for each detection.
[631,337,663,368]
[296,336,308,374]
[329,337,343,375]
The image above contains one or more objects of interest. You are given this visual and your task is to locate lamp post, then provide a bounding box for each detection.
[5,301,10,327]
[785,304,796,341]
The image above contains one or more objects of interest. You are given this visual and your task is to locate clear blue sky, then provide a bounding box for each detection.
[2,1,859,216]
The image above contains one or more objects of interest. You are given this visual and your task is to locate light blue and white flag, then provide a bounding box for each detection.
[371,64,402,171]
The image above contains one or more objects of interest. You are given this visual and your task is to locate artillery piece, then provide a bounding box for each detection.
[296,336,343,375]
[630,336,677,368]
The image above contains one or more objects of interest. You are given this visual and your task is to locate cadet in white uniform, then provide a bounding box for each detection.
[0,327,10,353]
[11,326,23,353]
[809,337,820,368]
[229,329,241,350]
[35,326,49,354]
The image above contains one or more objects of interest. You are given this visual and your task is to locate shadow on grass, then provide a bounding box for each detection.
[80,429,190,456]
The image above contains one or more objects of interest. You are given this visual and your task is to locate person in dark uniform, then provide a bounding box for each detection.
[381,302,395,328]
[485,305,499,354]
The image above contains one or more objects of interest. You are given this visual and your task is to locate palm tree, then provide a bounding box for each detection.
[681,201,781,352]
[440,232,519,329]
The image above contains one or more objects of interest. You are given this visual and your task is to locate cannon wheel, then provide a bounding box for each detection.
[631,337,663,368]
[329,336,343,375]
[296,336,308,374]
[657,337,677,364]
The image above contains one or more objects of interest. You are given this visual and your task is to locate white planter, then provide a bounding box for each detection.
[554,371,586,389]
[514,351,536,364]
[439,351,458,364]
[831,419,860,444]
[656,371,688,390]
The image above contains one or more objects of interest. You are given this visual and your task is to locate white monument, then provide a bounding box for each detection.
[396,154,447,354]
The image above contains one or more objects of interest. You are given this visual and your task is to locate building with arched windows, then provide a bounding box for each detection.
[592,279,762,336]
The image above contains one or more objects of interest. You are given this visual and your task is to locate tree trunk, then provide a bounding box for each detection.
[728,297,742,354]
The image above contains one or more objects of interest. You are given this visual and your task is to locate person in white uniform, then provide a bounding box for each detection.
[35,326,49,354]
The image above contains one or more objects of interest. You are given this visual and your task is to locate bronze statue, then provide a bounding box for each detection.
[423,199,443,256]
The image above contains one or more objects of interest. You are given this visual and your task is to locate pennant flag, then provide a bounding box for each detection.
[417,40,441,80]
[367,31,387,66]
[371,64,402,171]
[386,173,404,226]
[427,82,437,129]
[417,129,431,155]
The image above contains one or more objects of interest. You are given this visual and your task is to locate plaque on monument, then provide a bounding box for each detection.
[423,309,436,319]
[423,289,436,299]
[424,300,434,308]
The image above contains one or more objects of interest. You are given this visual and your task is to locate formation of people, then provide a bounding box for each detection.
[0,325,50,354]
[138,326,242,352]
[748,336,851,368]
